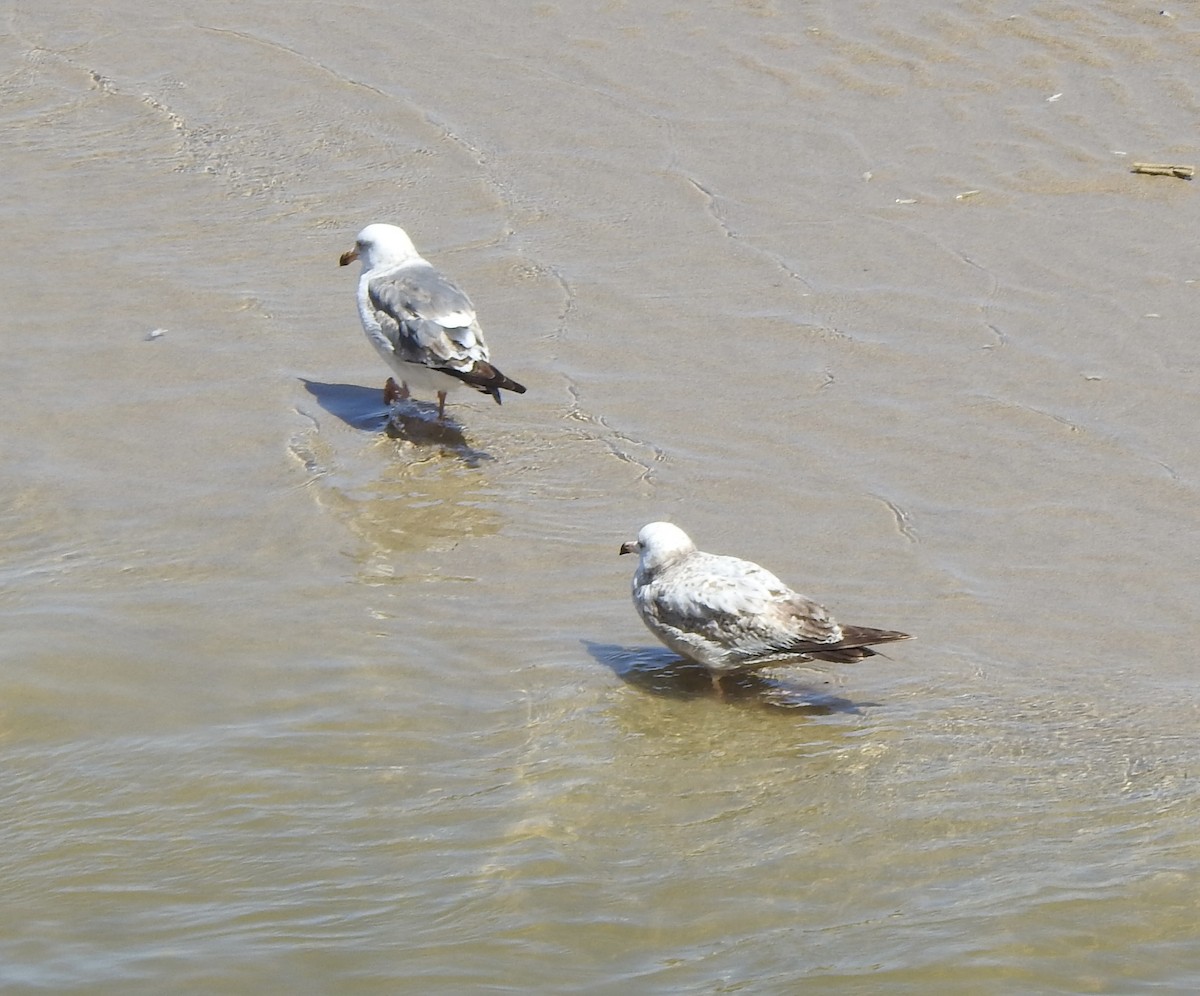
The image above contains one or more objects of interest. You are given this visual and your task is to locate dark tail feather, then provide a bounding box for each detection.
[805,626,911,664]
[438,362,527,404]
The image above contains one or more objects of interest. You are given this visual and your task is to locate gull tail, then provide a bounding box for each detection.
[805,625,912,664]
[439,362,527,405]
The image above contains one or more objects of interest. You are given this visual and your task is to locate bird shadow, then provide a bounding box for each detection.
[582,641,876,714]
[299,379,493,465]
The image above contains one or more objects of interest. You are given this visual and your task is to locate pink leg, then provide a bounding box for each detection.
[384,378,410,405]
[436,391,447,420]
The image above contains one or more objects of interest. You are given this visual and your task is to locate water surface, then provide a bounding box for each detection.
[3,1,1199,991]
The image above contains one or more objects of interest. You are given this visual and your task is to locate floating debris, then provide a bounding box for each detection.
[955,189,981,201]
[144,328,167,341]
[1131,162,1194,180]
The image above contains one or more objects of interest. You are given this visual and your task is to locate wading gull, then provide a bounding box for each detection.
[619,522,910,694]
[339,223,526,420]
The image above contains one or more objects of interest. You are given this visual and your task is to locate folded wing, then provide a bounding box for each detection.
[643,554,841,662]
[368,265,526,402]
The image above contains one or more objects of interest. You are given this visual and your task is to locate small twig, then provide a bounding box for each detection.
[1130,162,1194,180]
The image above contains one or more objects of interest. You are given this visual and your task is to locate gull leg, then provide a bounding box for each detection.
[384,378,410,405]
[436,391,448,420]
[711,672,726,699]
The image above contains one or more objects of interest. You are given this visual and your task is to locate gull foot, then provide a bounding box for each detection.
[384,378,410,405]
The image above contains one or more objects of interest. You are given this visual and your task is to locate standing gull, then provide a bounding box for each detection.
[619,522,911,693]
[339,223,526,420]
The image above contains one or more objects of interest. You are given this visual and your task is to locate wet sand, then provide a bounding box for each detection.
[3,1,1199,991]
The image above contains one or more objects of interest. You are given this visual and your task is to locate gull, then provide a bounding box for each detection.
[619,522,910,693]
[339,223,526,420]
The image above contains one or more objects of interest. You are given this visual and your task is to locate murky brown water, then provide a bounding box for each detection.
[4,1,1199,991]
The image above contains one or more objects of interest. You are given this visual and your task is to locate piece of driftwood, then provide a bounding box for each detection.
[1130,162,1194,179]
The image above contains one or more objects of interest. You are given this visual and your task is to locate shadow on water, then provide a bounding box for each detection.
[300,379,493,466]
[583,641,876,714]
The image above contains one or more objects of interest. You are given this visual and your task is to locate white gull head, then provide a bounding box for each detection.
[619,521,697,573]
[339,223,421,272]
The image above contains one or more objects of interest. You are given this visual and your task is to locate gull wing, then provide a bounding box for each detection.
[642,553,843,662]
[367,263,485,372]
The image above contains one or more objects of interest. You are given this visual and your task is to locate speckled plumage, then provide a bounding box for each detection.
[619,522,910,686]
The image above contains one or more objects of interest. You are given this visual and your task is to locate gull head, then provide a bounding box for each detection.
[619,521,697,570]
[339,223,420,271]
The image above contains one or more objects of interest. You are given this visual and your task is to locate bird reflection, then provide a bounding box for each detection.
[299,379,492,465]
[383,404,471,449]
[582,641,874,713]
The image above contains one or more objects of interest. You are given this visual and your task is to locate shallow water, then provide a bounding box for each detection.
[3,0,1200,991]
